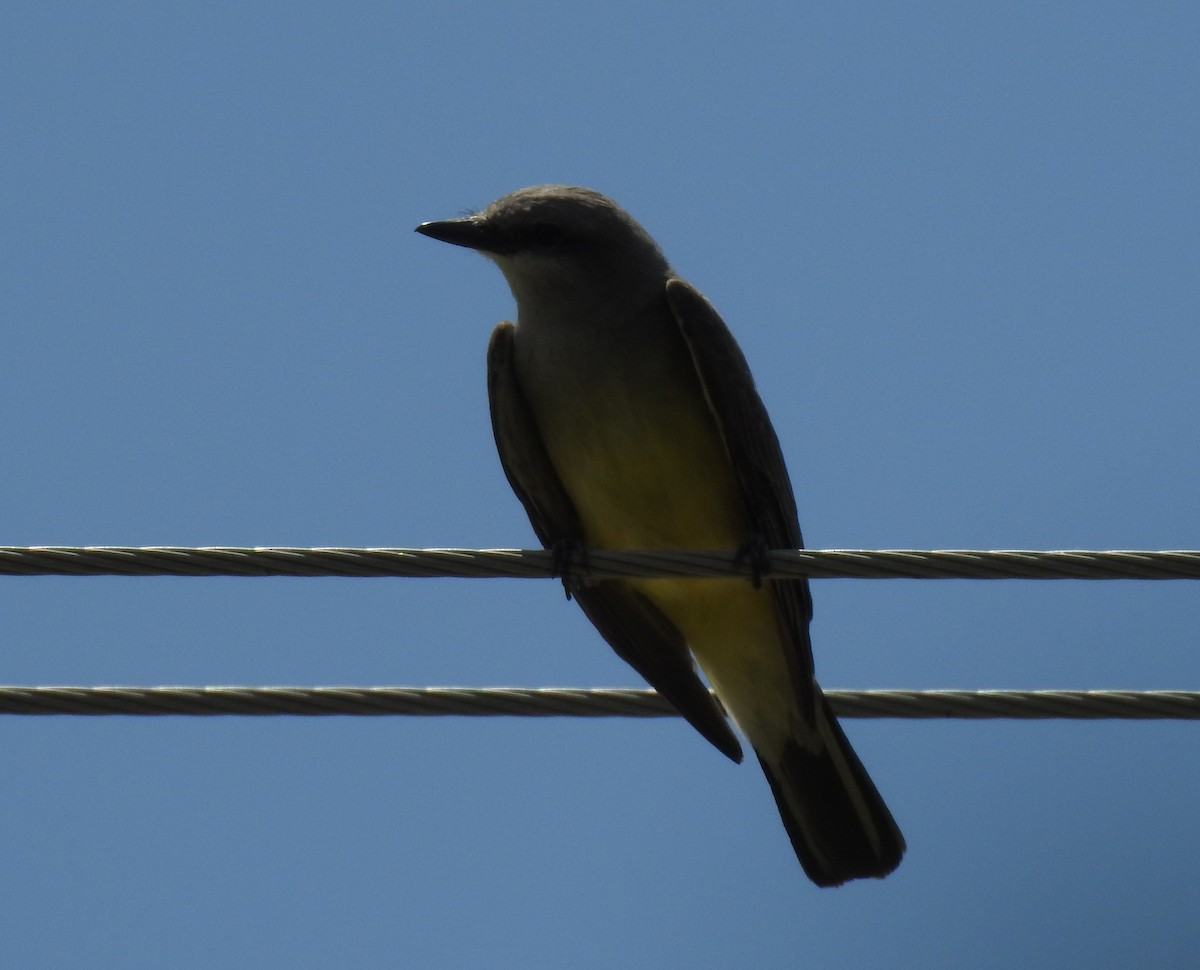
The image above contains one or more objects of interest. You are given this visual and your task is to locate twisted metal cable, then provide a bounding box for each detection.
[5,549,1196,720]
[2,686,1198,719]
[2,546,1199,580]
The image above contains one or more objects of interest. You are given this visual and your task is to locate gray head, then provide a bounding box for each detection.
[416,185,673,310]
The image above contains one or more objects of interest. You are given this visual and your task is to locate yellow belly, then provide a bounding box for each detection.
[539,383,796,744]
[544,373,744,550]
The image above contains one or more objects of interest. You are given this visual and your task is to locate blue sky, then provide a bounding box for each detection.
[2,1,1198,966]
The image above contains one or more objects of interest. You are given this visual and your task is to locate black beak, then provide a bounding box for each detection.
[415,217,497,252]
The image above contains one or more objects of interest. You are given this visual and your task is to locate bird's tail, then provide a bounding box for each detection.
[756,693,905,887]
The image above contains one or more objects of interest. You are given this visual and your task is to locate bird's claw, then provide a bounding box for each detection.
[735,536,772,589]
[550,539,587,600]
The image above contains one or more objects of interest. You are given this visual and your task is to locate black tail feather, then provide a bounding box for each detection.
[757,695,904,887]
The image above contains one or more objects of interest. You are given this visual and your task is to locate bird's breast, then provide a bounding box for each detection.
[513,314,747,552]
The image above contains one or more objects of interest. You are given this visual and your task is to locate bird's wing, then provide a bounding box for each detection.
[665,278,817,706]
[486,322,584,550]
[487,321,743,762]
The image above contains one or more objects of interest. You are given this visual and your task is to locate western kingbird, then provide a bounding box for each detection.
[416,185,904,886]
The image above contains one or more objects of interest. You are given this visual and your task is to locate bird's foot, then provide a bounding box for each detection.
[549,539,588,600]
[734,536,772,589]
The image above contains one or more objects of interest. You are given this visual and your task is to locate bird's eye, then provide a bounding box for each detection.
[529,221,567,248]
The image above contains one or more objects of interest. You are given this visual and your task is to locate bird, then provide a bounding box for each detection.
[416,185,904,886]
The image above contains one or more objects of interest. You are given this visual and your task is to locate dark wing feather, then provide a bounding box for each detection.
[664,279,817,710]
[487,322,743,762]
[486,323,584,548]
